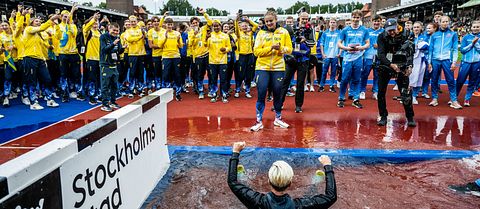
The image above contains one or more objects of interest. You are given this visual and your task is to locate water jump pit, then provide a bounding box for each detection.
[142,148,480,209]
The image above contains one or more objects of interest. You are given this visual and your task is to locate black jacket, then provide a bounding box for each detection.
[228,153,337,209]
[377,31,414,69]
[100,33,124,66]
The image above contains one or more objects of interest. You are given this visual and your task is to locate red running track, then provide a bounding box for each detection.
[1,85,479,165]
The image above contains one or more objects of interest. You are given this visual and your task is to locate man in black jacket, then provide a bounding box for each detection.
[377,18,415,127]
[228,142,337,209]
[99,23,125,112]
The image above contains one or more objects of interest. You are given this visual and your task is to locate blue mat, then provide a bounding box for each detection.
[0,98,96,144]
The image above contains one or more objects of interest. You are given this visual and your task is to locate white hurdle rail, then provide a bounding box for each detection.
[0,89,173,209]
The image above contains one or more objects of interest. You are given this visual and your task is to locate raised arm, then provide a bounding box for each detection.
[293,155,337,209]
[228,142,265,208]
[26,16,59,34]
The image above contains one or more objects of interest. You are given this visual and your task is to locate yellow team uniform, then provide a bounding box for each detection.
[125,26,146,56]
[147,27,165,58]
[235,19,258,55]
[0,32,18,62]
[254,27,292,71]
[55,22,78,54]
[23,20,54,60]
[120,31,128,59]
[310,31,320,56]
[205,31,231,65]
[83,19,101,61]
[189,13,213,60]
[159,30,183,59]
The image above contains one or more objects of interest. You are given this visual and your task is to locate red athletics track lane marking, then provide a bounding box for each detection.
[0,97,138,164]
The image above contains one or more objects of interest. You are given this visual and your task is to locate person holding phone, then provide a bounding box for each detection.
[56,3,81,103]
[336,10,370,109]
[234,14,258,99]
[189,8,213,99]
[83,12,102,105]
[250,11,292,131]
[228,141,337,208]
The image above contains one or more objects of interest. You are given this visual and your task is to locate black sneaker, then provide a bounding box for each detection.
[62,94,69,103]
[352,100,363,109]
[267,95,273,102]
[88,97,96,105]
[407,118,416,127]
[175,94,182,101]
[449,182,480,194]
[377,116,387,126]
[295,106,302,113]
[337,100,345,108]
[318,87,325,92]
[76,94,86,101]
[329,86,336,92]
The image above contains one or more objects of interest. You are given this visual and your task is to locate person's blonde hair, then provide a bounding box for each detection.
[268,161,294,191]
[265,10,277,20]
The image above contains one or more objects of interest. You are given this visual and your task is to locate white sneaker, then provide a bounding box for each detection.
[251,82,257,88]
[274,118,289,128]
[250,122,264,132]
[245,93,252,98]
[30,102,44,110]
[412,97,418,105]
[372,92,378,100]
[47,99,59,107]
[422,94,430,99]
[234,92,240,98]
[429,99,439,107]
[291,86,297,92]
[22,96,31,105]
[359,92,366,100]
[3,97,9,107]
[69,92,78,99]
[393,85,398,91]
[450,101,463,109]
[52,92,60,99]
[198,94,204,99]
[336,81,341,88]
[447,100,452,105]
[11,92,18,99]
[309,85,314,92]
[304,84,309,92]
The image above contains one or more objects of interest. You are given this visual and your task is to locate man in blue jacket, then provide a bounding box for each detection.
[428,16,461,109]
[99,23,125,112]
[319,18,341,93]
[360,14,384,100]
[456,20,480,107]
[337,10,370,109]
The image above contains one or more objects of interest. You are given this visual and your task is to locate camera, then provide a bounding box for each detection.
[238,9,243,16]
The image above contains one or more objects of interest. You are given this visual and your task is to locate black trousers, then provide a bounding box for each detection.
[377,67,414,119]
[281,60,308,108]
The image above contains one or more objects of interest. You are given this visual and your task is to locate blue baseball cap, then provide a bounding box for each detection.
[385,18,397,31]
